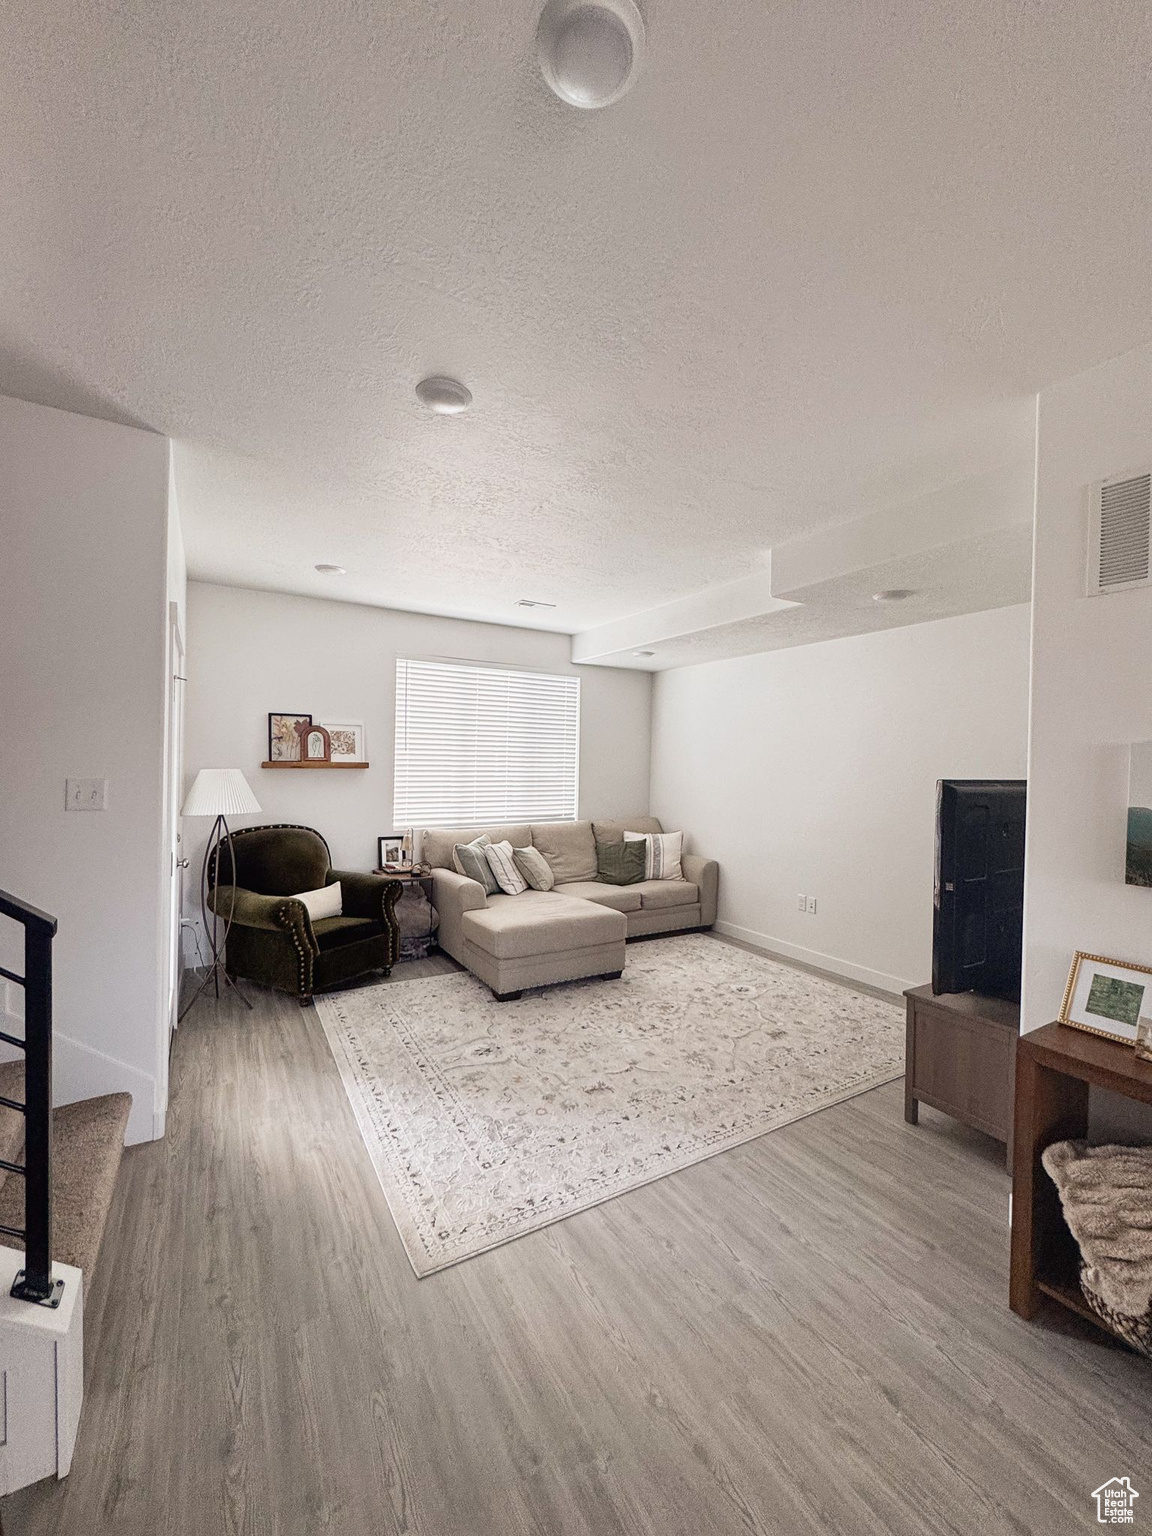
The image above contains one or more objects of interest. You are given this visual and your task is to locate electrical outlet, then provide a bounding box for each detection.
[65,778,108,812]
[797,893,807,912]
[808,896,818,915]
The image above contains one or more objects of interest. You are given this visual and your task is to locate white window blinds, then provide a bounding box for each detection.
[394,657,580,829]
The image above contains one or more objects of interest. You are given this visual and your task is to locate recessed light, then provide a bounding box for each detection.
[315,563,346,575]
[415,376,473,415]
[536,0,645,110]
[633,649,654,657]
[872,589,916,603]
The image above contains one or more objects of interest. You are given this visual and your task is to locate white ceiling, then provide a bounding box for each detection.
[2,0,1150,660]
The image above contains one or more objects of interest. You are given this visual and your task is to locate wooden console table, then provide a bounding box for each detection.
[1010,1021,1152,1335]
[904,985,1018,1168]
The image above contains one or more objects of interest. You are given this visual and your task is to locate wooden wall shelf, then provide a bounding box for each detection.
[260,761,369,770]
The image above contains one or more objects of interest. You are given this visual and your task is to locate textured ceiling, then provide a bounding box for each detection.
[2,0,1150,642]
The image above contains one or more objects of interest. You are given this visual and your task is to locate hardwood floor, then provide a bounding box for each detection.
[4,942,1149,1535]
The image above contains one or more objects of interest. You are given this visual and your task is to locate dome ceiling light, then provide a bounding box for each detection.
[536,0,646,110]
[872,589,916,603]
[415,376,473,415]
[315,563,347,575]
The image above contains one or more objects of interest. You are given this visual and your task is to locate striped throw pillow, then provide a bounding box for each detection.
[484,840,529,895]
[452,834,499,894]
[513,845,554,891]
[624,829,683,881]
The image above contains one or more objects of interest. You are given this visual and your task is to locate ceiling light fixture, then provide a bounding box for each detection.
[633,649,655,657]
[415,376,472,415]
[536,0,645,110]
[872,589,916,603]
[315,563,347,575]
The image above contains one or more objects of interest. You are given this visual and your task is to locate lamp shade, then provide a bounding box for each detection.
[181,768,261,818]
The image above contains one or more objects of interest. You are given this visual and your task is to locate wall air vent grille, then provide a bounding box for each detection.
[1088,469,1151,596]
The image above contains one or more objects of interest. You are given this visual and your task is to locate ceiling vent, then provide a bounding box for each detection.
[1087,469,1151,596]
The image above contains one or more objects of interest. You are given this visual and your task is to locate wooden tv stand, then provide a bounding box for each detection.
[903,985,1019,1169]
[1010,1022,1152,1337]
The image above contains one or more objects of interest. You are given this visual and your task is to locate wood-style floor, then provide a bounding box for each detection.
[4,940,1149,1535]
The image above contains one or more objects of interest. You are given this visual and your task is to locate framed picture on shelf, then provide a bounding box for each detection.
[1060,951,1152,1045]
[268,712,311,761]
[378,833,410,872]
[322,722,365,762]
[296,721,331,762]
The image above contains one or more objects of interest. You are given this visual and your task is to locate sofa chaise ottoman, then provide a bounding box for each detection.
[421,818,718,999]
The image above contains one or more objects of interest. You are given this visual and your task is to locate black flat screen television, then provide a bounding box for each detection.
[933,779,1026,1001]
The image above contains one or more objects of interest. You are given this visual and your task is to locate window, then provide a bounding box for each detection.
[393,657,580,829]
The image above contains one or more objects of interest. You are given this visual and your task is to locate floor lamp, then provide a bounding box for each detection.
[180,768,261,1020]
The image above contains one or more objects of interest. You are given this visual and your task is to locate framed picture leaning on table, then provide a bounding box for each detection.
[378,834,410,872]
[1060,951,1152,1046]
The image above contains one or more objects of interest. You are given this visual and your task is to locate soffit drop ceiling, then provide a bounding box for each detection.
[1,1,1149,655]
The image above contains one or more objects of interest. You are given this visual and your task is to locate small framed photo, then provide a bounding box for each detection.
[378,834,409,872]
[322,722,365,762]
[1060,951,1152,1045]
[268,712,311,761]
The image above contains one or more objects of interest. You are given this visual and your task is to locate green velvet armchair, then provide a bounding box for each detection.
[206,824,401,1005]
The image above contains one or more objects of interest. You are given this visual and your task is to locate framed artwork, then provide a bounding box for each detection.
[378,834,410,871]
[296,721,331,762]
[268,712,311,761]
[323,722,365,762]
[1126,741,1152,886]
[1059,951,1152,1045]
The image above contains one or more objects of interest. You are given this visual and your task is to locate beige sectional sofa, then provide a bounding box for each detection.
[421,817,718,1000]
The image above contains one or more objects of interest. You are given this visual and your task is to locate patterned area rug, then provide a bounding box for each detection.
[317,935,904,1277]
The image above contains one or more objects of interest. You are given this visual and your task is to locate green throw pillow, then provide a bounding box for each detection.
[452,834,500,895]
[596,839,646,886]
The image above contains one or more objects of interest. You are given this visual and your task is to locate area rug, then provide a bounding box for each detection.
[316,934,904,1277]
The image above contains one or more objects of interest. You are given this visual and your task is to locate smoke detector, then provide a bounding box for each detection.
[536,0,646,110]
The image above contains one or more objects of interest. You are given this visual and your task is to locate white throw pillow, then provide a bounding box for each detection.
[293,882,342,920]
[484,840,529,895]
[624,830,683,881]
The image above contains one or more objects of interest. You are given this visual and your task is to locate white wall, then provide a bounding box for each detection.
[0,395,172,1144]
[182,583,652,912]
[1023,343,1152,1040]
[650,604,1032,994]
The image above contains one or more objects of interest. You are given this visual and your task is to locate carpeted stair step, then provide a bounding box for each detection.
[0,1091,131,1285]
[0,1060,26,1183]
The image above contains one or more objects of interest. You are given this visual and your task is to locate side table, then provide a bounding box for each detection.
[374,870,437,958]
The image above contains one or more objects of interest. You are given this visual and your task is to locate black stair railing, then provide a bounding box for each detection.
[0,888,59,1306]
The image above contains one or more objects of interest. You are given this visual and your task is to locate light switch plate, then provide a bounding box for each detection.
[65,778,107,812]
[808,896,818,915]
[797,893,807,912]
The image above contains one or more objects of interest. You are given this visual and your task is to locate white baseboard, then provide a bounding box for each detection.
[714,921,913,998]
[0,1009,158,1146]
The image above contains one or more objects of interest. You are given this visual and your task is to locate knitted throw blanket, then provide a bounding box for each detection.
[1041,1140,1152,1319]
